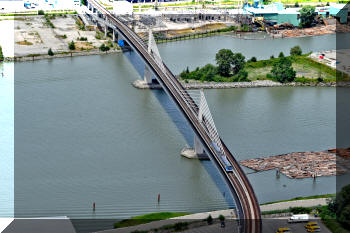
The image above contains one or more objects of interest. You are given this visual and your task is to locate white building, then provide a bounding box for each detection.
[113,0,133,15]
[0,0,80,13]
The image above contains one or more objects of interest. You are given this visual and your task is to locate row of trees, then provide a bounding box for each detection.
[180,49,249,82]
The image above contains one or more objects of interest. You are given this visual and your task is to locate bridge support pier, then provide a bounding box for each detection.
[104,26,108,37]
[144,65,153,84]
[112,30,116,42]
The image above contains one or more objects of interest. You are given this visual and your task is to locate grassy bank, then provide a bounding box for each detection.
[262,194,336,205]
[246,55,338,82]
[113,212,190,229]
[154,25,250,44]
[181,52,342,84]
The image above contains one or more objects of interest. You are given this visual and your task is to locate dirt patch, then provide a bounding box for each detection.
[16,40,33,45]
[167,23,227,37]
[74,41,95,50]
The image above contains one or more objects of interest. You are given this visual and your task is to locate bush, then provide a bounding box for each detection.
[295,2,299,7]
[290,46,302,56]
[234,69,250,82]
[78,37,88,41]
[270,55,275,59]
[38,10,45,15]
[278,52,285,58]
[0,46,4,61]
[290,207,312,214]
[173,222,188,231]
[99,44,110,52]
[249,56,257,62]
[48,48,54,56]
[68,41,75,50]
[206,215,213,225]
[219,215,225,221]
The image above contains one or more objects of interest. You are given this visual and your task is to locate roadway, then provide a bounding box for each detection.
[86,1,262,232]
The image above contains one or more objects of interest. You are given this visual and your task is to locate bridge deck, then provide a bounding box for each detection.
[86,2,262,232]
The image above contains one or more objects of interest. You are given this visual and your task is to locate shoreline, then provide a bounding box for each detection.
[133,79,339,90]
[6,48,121,62]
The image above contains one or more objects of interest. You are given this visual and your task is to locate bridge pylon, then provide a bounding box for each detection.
[143,29,162,84]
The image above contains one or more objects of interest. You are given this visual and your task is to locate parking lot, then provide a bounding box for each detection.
[262,218,332,233]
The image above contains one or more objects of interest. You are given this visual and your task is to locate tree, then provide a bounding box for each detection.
[68,41,75,50]
[232,53,246,75]
[270,57,296,83]
[206,215,213,225]
[38,10,45,15]
[81,0,87,6]
[290,45,302,56]
[0,46,4,61]
[270,55,275,59]
[215,49,234,77]
[336,184,350,229]
[295,2,299,7]
[99,44,110,52]
[299,5,316,28]
[278,52,285,58]
[48,48,54,56]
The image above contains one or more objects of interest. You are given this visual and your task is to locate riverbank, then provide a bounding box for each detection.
[5,48,121,62]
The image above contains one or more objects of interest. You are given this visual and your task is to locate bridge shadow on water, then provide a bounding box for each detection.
[123,49,235,210]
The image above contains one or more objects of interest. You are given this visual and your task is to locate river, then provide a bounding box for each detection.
[1,33,345,219]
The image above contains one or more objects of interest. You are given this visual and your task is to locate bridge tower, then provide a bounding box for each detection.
[143,29,161,84]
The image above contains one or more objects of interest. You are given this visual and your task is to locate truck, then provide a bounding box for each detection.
[288,214,310,223]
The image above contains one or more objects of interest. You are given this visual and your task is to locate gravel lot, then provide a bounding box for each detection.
[12,15,108,57]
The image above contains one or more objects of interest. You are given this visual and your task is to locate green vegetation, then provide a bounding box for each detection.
[160,222,189,231]
[75,17,85,30]
[290,45,302,56]
[270,57,296,83]
[218,214,225,221]
[38,10,45,15]
[68,41,75,50]
[77,37,88,41]
[299,5,316,28]
[278,52,285,58]
[44,14,55,28]
[181,49,249,82]
[262,194,336,205]
[48,48,54,56]
[56,34,67,39]
[0,46,4,61]
[95,31,105,40]
[332,184,350,230]
[181,47,342,84]
[113,212,189,229]
[99,44,110,52]
[205,215,213,225]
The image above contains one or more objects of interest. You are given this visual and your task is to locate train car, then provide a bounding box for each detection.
[221,155,233,173]
[211,142,233,173]
[211,141,222,154]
